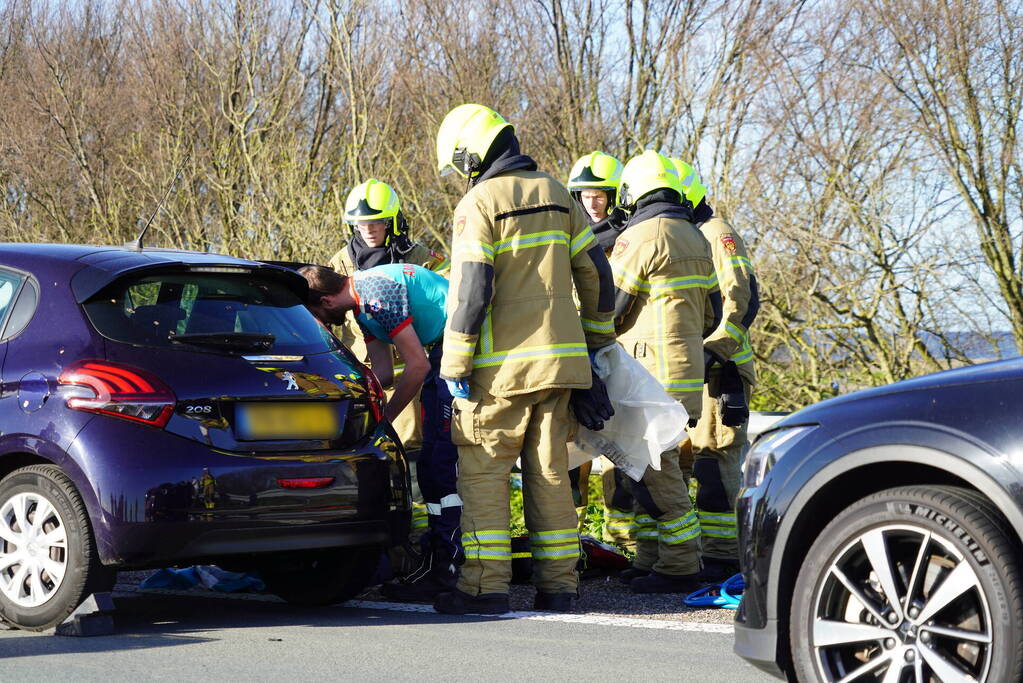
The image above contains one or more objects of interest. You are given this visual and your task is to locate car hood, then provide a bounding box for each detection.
[778,357,1023,427]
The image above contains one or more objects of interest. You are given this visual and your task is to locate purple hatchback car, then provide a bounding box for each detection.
[0,244,411,630]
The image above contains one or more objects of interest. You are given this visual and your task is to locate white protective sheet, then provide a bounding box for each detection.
[569,344,690,481]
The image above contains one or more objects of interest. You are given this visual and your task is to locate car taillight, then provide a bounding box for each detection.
[364,368,385,422]
[277,477,335,489]
[58,360,176,428]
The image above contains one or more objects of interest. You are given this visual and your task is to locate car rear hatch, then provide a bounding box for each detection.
[74,260,382,453]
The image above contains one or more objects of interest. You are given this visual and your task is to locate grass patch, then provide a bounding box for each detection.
[510,472,606,538]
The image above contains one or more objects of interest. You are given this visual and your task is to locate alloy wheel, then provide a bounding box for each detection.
[811,523,991,682]
[0,491,70,608]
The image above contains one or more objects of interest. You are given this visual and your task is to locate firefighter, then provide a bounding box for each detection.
[673,160,758,582]
[608,150,722,593]
[328,179,448,540]
[566,151,637,551]
[299,263,461,601]
[432,104,617,615]
[568,151,631,252]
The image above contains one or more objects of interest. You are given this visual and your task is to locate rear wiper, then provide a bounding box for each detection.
[169,332,275,352]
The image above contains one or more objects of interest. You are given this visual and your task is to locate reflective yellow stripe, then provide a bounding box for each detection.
[412,503,428,530]
[463,529,512,561]
[433,258,451,272]
[532,545,580,560]
[699,509,737,538]
[649,273,718,293]
[445,338,476,357]
[482,309,494,353]
[656,296,667,383]
[455,240,494,261]
[731,347,754,364]
[659,512,701,545]
[659,511,699,532]
[664,379,703,393]
[581,317,614,334]
[661,526,701,545]
[473,343,588,368]
[493,230,570,255]
[611,264,718,294]
[511,552,532,559]
[725,322,746,345]
[531,529,579,542]
[462,530,511,543]
[611,263,647,294]
[725,322,754,365]
[464,547,512,560]
[699,512,736,524]
[570,227,596,257]
[730,256,753,271]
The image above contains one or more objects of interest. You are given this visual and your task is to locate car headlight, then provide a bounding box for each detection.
[742,425,818,488]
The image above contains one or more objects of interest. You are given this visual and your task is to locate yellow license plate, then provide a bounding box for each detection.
[236,402,340,440]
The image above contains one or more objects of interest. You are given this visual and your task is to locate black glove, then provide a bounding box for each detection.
[717,361,749,427]
[570,368,615,431]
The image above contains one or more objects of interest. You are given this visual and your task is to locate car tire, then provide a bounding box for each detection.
[790,485,1023,682]
[0,464,115,631]
[262,546,381,607]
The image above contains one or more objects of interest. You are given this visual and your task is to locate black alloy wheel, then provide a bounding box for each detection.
[790,486,1023,682]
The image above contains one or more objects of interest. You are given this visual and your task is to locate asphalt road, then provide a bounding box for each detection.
[0,590,777,682]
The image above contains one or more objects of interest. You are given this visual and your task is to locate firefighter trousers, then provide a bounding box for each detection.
[688,372,752,560]
[418,346,462,562]
[452,387,579,596]
[601,460,637,552]
[627,446,702,576]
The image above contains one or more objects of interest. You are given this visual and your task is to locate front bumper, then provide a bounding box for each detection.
[67,417,411,568]
[734,620,785,679]
[735,485,787,679]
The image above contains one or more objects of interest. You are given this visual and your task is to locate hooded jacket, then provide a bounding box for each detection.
[440,135,616,396]
[609,192,721,419]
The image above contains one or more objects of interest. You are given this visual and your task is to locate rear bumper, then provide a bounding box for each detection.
[104,514,408,568]
[65,417,411,567]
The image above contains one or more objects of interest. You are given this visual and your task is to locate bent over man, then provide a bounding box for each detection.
[433,104,616,615]
[300,263,460,601]
[329,180,448,515]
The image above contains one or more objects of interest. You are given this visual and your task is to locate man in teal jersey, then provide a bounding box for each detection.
[300,263,460,602]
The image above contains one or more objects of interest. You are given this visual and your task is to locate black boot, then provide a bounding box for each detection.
[381,542,457,603]
[618,566,651,584]
[534,592,576,613]
[694,557,740,585]
[433,588,510,615]
[630,570,704,594]
[381,571,455,602]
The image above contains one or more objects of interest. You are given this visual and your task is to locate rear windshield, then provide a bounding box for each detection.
[83,272,334,354]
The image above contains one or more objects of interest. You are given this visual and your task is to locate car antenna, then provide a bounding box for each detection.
[125,154,190,251]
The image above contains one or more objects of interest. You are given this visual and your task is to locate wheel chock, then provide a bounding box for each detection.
[53,592,116,637]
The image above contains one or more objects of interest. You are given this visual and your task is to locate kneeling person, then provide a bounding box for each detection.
[300,263,460,601]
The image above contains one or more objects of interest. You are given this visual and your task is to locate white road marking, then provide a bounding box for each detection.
[350,599,734,633]
[114,587,733,634]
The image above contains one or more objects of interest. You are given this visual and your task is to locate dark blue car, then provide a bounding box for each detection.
[0,244,411,630]
[735,360,1023,681]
